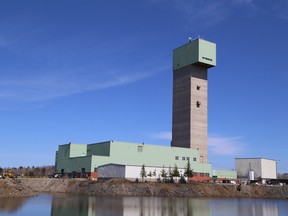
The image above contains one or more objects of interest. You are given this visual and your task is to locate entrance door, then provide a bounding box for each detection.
[81,168,86,178]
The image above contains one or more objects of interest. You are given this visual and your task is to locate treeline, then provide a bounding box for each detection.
[139,160,193,181]
[278,173,288,179]
[0,165,55,177]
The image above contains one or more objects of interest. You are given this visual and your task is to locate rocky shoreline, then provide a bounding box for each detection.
[1,178,288,199]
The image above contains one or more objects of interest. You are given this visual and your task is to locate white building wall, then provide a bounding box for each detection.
[125,165,185,180]
[236,158,277,179]
[260,158,277,179]
[125,166,142,179]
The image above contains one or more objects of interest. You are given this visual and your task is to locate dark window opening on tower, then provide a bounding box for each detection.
[196,101,201,108]
[196,85,201,90]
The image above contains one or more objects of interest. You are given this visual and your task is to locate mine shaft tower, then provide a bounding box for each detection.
[172,38,216,163]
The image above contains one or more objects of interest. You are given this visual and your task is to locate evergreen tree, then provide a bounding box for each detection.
[168,166,172,177]
[172,164,180,177]
[140,164,147,180]
[148,170,152,177]
[160,166,167,178]
[184,160,193,178]
[153,169,156,178]
[147,171,152,181]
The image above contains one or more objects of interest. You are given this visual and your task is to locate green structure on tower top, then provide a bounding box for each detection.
[173,38,216,70]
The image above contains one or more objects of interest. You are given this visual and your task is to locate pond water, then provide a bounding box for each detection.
[0,194,287,216]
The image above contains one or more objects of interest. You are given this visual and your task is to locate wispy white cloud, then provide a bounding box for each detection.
[93,72,150,90]
[149,131,172,140]
[232,0,288,20]
[151,0,287,29]
[171,0,230,26]
[209,135,246,156]
[232,0,253,4]
[265,1,288,20]
[0,70,151,104]
[149,132,245,156]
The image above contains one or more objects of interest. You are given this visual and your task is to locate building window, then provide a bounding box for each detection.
[205,173,210,177]
[196,101,201,108]
[193,172,198,176]
[138,146,143,152]
[193,157,197,162]
[175,156,179,160]
[186,157,190,161]
[182,157,185,161]
[200,173,204,177]
[197,85,201,90]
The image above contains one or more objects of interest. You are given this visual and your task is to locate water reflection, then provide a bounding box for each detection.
[211,199,280,216]
[49,195,286,216]
[50,196,212,216]
[0,197,28,213]
[0,194,287,216]
[51,195,124,216]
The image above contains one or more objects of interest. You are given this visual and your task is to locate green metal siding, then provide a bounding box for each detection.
[56,141,212,175]
[198,39,216,67]
[108,141,202,170]
[87,141,110,156]
[56,156,92,173]
[173,39,216,70]
[214,170,237,179]
[57,144,70,159]
[69,144,87,157]
[56,144,89,173]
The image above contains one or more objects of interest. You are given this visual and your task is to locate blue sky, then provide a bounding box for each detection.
[1,0,288,173]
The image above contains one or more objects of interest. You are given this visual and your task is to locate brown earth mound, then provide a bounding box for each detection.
[1,178,288,199]
[0,179,34,198]
[19,178,288,199]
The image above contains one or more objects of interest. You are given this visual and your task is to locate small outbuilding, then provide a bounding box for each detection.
[235,158,277,181]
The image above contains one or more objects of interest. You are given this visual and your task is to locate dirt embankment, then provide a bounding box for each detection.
[1,178,288,199]
[0,179,34,198]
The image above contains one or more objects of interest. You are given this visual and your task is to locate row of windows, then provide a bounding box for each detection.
[138,146,198,163]
[193,172,210,177]
[175,156,197,161]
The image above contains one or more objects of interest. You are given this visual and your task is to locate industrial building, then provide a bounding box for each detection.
[235,158,277,182]
[55,141,212,181]
[55,38,237,181]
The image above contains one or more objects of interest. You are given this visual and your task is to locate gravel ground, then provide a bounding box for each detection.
[1,178,288,199]
[0,179,34,198]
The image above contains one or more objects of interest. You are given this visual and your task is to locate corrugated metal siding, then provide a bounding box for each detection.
[98,164,125,178]
[87,142,110,156]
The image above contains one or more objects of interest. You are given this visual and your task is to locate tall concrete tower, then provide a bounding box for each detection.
[172,38,216,163]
